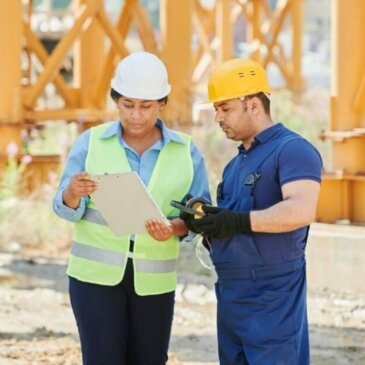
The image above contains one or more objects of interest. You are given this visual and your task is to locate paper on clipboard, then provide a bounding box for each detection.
[90,171,165,236]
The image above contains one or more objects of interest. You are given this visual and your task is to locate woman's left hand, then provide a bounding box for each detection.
[145,219,174,241]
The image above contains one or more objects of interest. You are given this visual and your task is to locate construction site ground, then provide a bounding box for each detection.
[0,223,364,365]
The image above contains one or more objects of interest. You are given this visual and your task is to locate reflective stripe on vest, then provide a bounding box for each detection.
[134,258,176,273]
[71,241,176,273]
[71,241,125,266]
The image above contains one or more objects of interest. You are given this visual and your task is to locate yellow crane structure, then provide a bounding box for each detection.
[0,0,304,189]
[316,0,365,224]
[0,0,364,223]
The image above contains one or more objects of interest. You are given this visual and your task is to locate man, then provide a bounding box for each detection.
[183,59,322,365]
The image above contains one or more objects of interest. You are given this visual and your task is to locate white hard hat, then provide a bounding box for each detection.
[111,52,171,100]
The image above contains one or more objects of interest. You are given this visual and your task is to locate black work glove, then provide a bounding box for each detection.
[179,209,195,231]
[178,195,211,232]
[189,205,252,239]
[178,194,195,230]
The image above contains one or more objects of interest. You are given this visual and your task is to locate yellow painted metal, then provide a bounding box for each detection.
[24,108,118,122]
[261,0,290,68]
[96,7,129,57]
[331,0,365,131]
[131,3,159,54]
[352,69,365,115]
[0,1,22,123]
[0,0,22,152]
[22,20,77,107]
[1,0,307,125]
[16,0,305,125]
[332,139,365,173]
[191,0,215,85]
[192,11,214,65]
[235,0,303,92]
[318,0,365,224]
[290,0,305,91]
[317,176,365,224]
[216,0,233,63]
[2,0,308,190]
[23,0,103,108]
[190,0,302,93]
[75,0,104,108]
[20,155,61,195]
[93,0,134,108]
[160,0,193,125]
[353,180,365,222]
[317,178,349,223]
[247,0,262,62]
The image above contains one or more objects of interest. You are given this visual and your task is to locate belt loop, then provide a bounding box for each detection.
[250,267,256,281]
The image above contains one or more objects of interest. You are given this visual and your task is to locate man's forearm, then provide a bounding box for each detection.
[250,200,315,233]
[250,180,320,233]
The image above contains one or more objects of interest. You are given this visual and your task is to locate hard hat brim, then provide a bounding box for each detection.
[197,91,271,105]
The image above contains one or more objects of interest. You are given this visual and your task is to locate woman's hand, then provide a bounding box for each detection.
[145,219,174,241]
[63,172,99,209]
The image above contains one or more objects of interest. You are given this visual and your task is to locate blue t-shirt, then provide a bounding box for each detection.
[217,123,322,264]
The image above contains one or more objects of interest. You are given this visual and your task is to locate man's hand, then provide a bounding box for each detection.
[188,205,252,239]
[177,196,209,231]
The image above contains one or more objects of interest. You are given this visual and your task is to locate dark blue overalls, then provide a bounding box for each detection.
[210,126,310,365]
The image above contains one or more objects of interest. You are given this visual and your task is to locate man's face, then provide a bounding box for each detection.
[213,98,255,142]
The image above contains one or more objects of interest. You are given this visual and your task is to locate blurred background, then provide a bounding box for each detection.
[0,1,364,364]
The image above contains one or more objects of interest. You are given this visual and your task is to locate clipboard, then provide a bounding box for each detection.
[90,171,165,236]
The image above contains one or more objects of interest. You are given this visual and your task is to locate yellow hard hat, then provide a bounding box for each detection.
[207,58,271,103]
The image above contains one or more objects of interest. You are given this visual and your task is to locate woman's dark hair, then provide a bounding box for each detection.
[245,92,270,115]
[110,88,168,105]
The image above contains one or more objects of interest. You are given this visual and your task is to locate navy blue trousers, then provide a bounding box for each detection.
[69,258,175,365]
[216,258,309,365]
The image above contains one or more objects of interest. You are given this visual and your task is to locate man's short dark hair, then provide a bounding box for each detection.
[245,92,270,114]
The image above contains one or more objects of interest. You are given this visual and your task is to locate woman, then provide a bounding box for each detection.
[53,52,210,365]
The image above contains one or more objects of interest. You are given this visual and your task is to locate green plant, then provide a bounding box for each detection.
[271,88,331,167]
[0,185,73,252]
[0,143,73,253]
[0,142,32,200]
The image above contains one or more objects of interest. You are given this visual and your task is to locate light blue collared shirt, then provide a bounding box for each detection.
[53,119,211,222]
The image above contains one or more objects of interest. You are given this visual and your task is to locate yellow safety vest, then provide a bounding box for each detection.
[67,121,193,295]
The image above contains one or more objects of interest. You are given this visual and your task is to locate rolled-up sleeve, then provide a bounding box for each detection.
[53,130,91,222]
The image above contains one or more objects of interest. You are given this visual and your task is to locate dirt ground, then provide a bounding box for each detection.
[0,246,364,365]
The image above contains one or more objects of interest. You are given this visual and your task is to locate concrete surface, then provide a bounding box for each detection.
[307,222,365,294]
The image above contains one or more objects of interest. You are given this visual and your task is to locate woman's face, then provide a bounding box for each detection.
[116,96,163,138]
